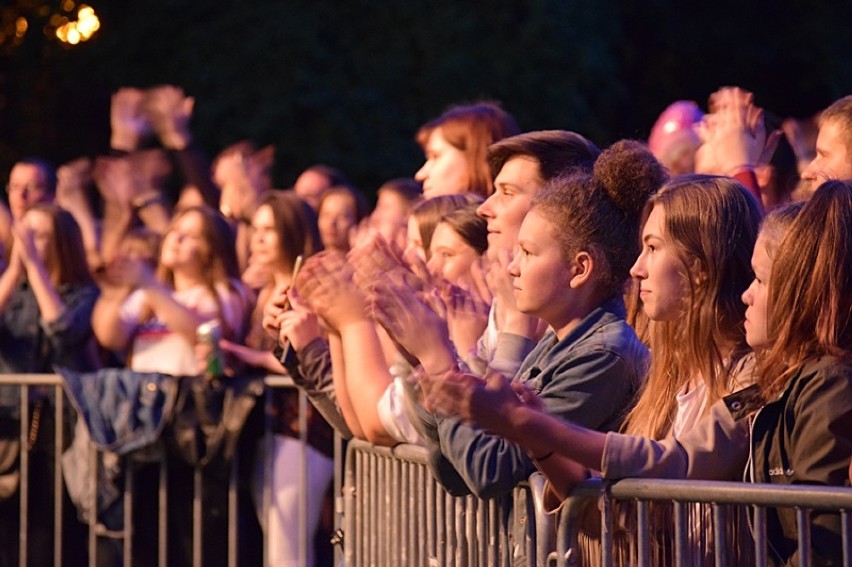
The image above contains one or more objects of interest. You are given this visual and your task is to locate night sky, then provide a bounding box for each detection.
[2,0,851,194]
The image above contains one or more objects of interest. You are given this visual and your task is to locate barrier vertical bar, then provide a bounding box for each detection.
[390,456,399,564]
[342,446,355,567]
[261,385,272,567]
[796,507,811,567]
[408,462,419,565]
[464,494,475,565]
[228,453,238,567]
[753,505,767,566]
[369,452,377,566]
[333,432,344,567]
[637,500,650,567]
[124,460,134,567]
[601,491,613,567]
[488,497,499,567]
[673,501,687,566]
[158,459,167,567]
[19,386,29,567]
[193,467,202,567]
[87,439,97,567]
[53,385,63,567]
[477,495,487,567]
[713,503,728,566]
[298,390,308,567]
[436,479,445,567]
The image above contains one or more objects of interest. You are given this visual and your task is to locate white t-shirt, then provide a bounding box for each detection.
[120,281,247,376]
[671,379,708,439]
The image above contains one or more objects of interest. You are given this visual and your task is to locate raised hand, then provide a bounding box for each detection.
[101,253,155,291]
[110,87,152,152]
[349,231,400,284]
[93,155,136,209]
[369,274,452,372]
[296,251,367,331]
[10,220,40,271]
[144,84,194,150]
[698,86,780,176]
[441,274,490,358]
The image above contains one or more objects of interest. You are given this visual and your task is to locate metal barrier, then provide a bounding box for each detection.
[0,373,327,567]
[15,371,851,567]
[555,478,852,566]
[341,438,555,566]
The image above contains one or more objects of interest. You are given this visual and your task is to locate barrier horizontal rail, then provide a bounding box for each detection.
[556,477,852,567]
[0,372,325,567]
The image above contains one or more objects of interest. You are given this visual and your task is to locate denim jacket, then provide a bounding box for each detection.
[436,298,649,498]
[0,281,99,419]
[58,367,178,455]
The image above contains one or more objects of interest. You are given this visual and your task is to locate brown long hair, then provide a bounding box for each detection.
[258,190,323,275]
[624,175,762,438]
[758,180,852,399]
[28,203,92,286]
[157,205,247,340]
[417,101,520,196]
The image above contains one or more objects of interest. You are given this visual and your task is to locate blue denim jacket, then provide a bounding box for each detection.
[0,281,99,419]
[436,298,649,499]
[58,367,178,455]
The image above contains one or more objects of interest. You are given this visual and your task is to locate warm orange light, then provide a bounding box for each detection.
[55,4,99,45]
[15,17,28,38]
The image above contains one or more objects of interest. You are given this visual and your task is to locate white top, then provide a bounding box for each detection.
[671,379,708,439]
[120,281,247,376]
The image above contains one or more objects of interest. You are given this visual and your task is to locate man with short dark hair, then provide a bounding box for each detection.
[6,157,56,220]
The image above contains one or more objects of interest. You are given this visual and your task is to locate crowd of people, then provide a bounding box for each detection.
[0,83,850,566]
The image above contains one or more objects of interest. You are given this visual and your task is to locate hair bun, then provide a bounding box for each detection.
[593,140,668,216]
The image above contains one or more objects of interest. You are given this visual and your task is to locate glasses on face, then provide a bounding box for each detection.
[6,183,47,198]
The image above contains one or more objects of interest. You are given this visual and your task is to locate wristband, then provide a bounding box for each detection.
[133,194,163,212]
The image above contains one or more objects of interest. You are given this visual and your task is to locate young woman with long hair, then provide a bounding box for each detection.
[219,190,332,567]
[0,203,98,565]
[93,205,249,373]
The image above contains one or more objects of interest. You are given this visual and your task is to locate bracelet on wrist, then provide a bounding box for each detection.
[132,194,163,212]
[532,450,555,462]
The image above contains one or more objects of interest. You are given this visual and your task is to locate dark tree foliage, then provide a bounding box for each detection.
[1,0,851,199]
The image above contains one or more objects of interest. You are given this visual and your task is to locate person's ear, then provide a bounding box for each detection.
[568,250,595,289]
[688,257,708,288]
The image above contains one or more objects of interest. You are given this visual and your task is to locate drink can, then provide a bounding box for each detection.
[197,320,224,379]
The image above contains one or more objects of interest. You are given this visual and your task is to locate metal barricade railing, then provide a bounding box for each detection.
[555,477,852,566]
[0,372,330,567]
[341,438,555,566]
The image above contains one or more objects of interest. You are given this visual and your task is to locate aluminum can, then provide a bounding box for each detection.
[197,320,224,379]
